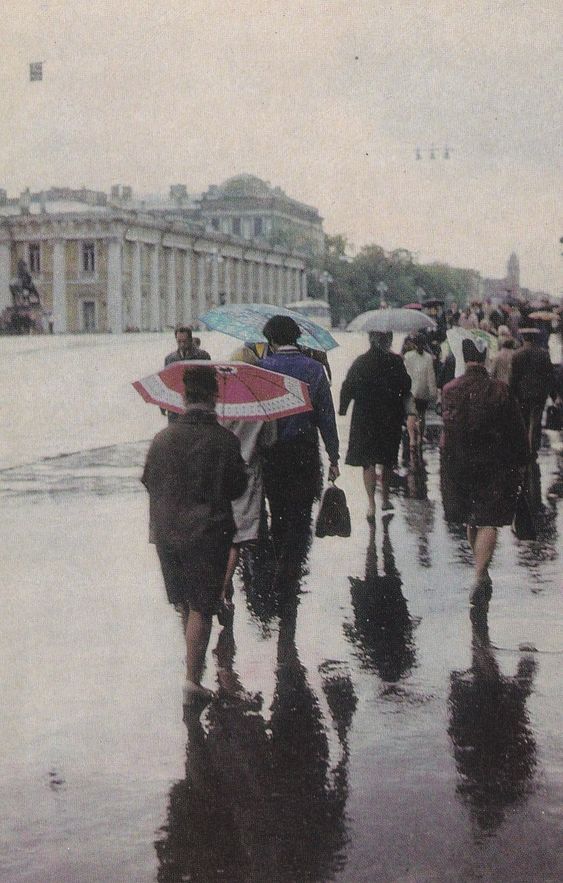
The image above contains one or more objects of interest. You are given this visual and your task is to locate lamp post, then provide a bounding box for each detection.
[376,281,388,307]
[320,270,333,301]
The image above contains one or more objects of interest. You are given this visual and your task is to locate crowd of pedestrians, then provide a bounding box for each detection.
[142,304,561,708]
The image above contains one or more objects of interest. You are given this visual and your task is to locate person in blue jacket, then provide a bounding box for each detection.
[259,315,340,575]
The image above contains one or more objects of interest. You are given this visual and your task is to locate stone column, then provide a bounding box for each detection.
[149,244,160,331]
[107,239,123,333]
[165,248,177,328]
[196,252,207,319]
[258,259,266,303]
[247,261,254,304]
[182,249,193,325]
[300,269,308,299]
[235,257,243,304]
[52,240,67,333]
[0,241,11,311]
[130,241,142,331]
[223,256,232,305]
[211,251,220,306]
[294,267,301,301]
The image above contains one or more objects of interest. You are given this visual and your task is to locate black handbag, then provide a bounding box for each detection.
[544,404,562,431]
[512,488,536,541]
[315,483,352,538]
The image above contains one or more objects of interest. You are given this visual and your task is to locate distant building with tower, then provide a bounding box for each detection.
[0,184,309,334]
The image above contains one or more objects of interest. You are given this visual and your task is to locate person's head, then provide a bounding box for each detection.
[413,332,425,354]
[183,365,218,406]
[262,315,300,348]
[175,325,193,351]
[520,328,540,346]
[462,337,487,365]
[368,330,393,351]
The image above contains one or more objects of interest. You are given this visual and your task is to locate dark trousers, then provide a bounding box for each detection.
[263,439,321,564]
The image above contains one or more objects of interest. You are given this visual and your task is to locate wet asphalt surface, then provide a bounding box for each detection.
[0,335,561,883]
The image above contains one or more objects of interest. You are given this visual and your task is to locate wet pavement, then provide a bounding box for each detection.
[0,333,561,882]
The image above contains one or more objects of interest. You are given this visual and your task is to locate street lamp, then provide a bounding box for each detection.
[376,281,388,307]
[320,270,333,301]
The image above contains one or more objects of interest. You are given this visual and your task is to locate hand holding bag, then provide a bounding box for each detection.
[315,482,352,538]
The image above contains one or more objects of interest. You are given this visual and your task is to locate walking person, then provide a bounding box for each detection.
[258,315,340,576]
[440,338,529,608]
[403,332,437,460]
[162,326,211,422]
[142,365,247,706]
[339,330,411,521]
[218,344,277,621]
[509,328,555,458]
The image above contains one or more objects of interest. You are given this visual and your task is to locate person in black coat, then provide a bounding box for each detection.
[339,331,411,521]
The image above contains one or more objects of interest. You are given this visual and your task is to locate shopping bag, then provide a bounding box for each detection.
[544,404,562,431]
[315,483,352,538]
[512,488,536,541]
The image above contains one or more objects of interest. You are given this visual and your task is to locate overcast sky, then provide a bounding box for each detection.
[1,0,561,293]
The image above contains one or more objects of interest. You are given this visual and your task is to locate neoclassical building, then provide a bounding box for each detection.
[0,189,307,333]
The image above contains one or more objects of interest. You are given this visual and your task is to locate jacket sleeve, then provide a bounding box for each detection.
[226,437,249,500]
[310,368,340,463]
[338,362,357,416]
[503,390,529,466]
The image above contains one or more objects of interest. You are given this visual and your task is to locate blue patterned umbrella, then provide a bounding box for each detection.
[199,303,338,351]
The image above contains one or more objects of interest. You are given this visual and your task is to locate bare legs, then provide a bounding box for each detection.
[363,464,393,518]
[363,465,377,519]
[466,525,497,604]
[181,607,213,695]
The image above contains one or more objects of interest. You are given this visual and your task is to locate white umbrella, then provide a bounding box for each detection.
[346,308,437,333]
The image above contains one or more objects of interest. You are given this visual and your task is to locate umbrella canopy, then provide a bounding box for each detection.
[528,310,558,321]
[132,360,312,422]
[404,302,423,310]
[346,308,437,333]
[198,303,338,351]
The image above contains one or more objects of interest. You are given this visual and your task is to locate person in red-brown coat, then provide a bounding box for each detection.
[440,337,529,607]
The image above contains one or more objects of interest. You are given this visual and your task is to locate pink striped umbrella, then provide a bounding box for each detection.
[132,360,312,422]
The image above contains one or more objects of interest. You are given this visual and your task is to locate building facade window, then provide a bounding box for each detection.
[210,217,220,231]
[29,243,41,274]
[82,242,95,274]
[254,216,263,237]
[232,217,241,236]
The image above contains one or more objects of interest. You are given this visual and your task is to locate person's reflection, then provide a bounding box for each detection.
[155,605,355,882]
[401,462,435,568]
[241,510,314,624]
[448,607,537,836]
[516,460,559,580]
[345,522,416,682]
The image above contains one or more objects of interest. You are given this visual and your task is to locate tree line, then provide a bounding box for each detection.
[307,235,482,326]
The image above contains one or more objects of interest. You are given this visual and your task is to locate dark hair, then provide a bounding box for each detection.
[262,315,300,345]
[369,330,393,351]
[413,332,425,354]
[462,338,487,363]
[183,365,218,404]
[175,325,193,339]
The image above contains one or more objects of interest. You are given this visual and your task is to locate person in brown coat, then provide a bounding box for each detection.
[142,365,247,705]
[441,338,529,607]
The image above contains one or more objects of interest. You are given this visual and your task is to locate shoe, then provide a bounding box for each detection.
[216,598,235,627]
[469,576,493,607]
[182,681,214,706]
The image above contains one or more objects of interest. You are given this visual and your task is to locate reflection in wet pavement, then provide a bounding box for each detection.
[0,441,149,499]
[1,426,561,881]
[154,601,355,883]
[449,607,537,837]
